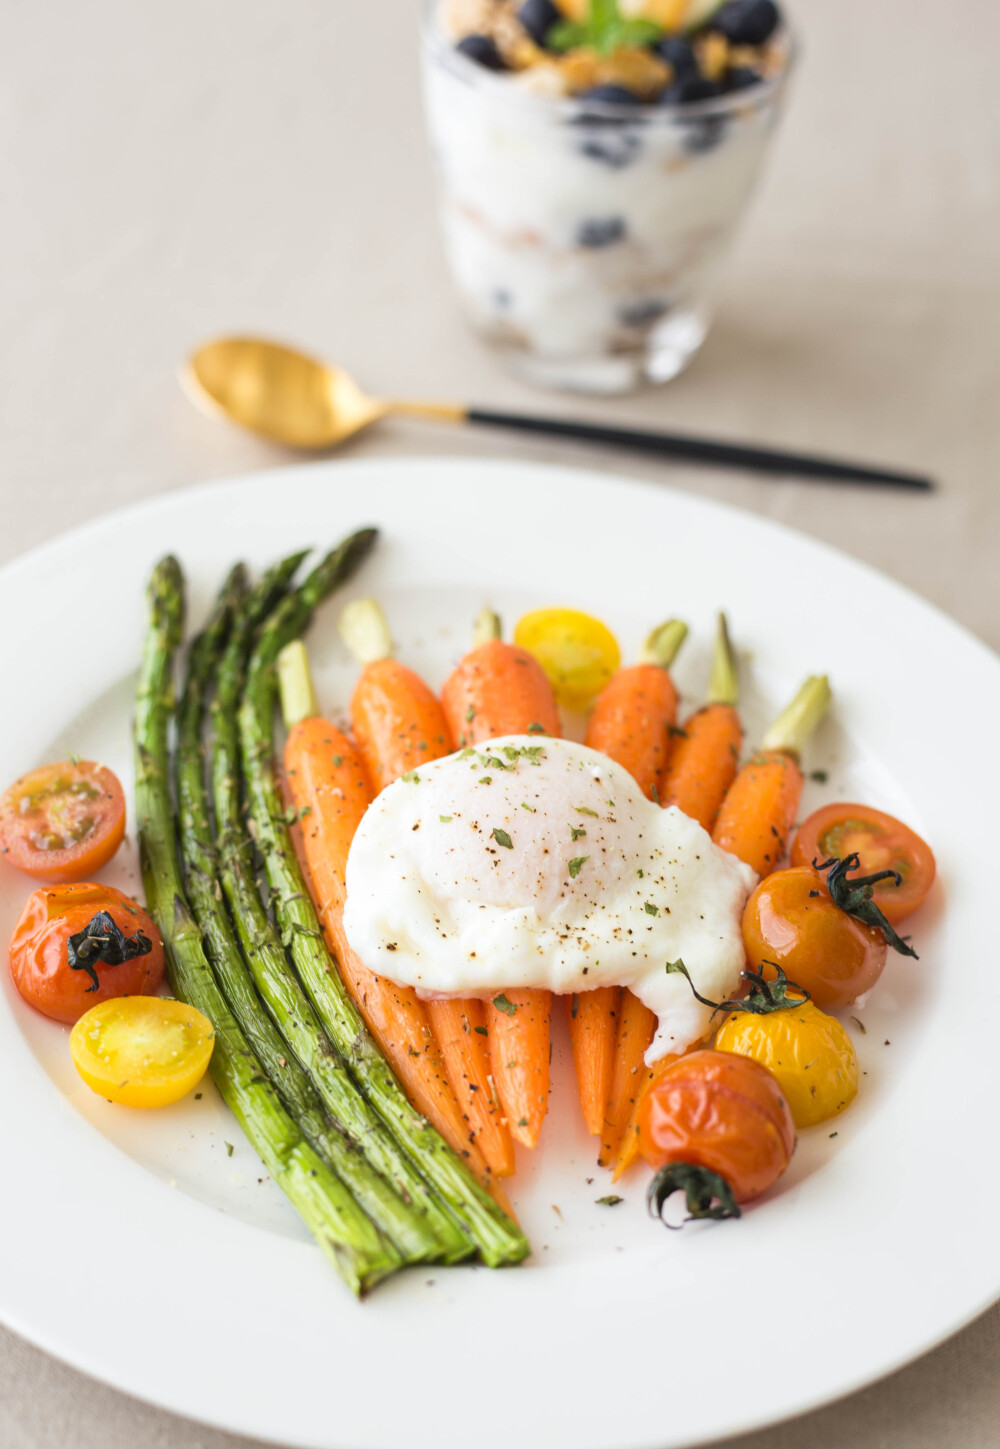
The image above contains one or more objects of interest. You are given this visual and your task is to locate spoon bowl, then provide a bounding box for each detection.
[185,338,387,449]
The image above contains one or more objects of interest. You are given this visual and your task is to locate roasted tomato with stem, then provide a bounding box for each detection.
[637,1049,796,1223]
[711,967,859,1129]
[9,883,165,1024]
[0,760,126,883]
[743,854,917,1012]
[70,997,214,1107]
[513,608,621,712]
[792,803,935,924]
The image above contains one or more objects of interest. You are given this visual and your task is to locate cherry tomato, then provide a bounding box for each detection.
[715,1000,858,1129]
[9,883,165,1024]
[742,866,887,1011]
[70,997,214,1107]
[0,761,126,883]
[792,803,935,924]
[513,608,620,711]
[637,1049,795,1206]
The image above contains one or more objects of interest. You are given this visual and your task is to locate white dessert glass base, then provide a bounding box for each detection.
[421,4,794,394]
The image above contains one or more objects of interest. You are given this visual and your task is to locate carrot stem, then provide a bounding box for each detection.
[706,612,739,707]
[277,640,318,727]
[761,674,832,758]
[638,618,688,667]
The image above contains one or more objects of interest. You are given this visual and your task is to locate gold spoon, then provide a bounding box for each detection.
[182,336,932,491]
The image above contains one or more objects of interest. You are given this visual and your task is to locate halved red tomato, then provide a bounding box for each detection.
[0,761,126,882]
[791,803,935,924]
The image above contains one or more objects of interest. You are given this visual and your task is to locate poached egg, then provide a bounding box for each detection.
[343,736,756,1062]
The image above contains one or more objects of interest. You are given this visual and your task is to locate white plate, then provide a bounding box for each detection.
[0,458,995,1449]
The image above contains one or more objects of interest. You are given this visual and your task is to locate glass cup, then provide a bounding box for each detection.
[420,6,795,393]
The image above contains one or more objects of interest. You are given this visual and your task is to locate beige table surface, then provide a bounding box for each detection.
[3,0,999,1444]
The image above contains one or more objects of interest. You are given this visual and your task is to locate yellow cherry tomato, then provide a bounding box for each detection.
[714,1000,858,1129]
[70,997,215,1108]
[514,608,620,711]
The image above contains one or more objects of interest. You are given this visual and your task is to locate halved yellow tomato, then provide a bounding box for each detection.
[70,997,214,1108]
[514,608,620,711]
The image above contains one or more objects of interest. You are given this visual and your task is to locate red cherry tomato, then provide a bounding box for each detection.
[9,883,165,1024]
[791,803,935,924]
[0,761,126,883]
[743,865,887,1010]
[637,1049,795,1208]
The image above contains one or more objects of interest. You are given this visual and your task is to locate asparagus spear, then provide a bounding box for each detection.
[134,555,400,1296]
[239,545,530,1267]
[211,546,467,1263]
[177,563,440,1266]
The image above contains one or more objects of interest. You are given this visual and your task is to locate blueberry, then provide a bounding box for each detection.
[579,133,643,168]
[653,36,698,78]
[455,34,509,71]
[709,0,780,45]
[517,0,562,49]
[726,64,762,91]
[660,75,722,105]
[577,84,645,107]
[577,217,627,248]
[618,298,669,328]
[574,86,645,167]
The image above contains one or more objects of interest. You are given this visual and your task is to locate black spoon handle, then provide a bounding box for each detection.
[465,408,934,492]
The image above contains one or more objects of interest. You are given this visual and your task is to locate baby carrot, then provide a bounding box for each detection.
[277,643,492,1177]
[713,675,832,877]
[340,601,516,1177]
[441,613,561,746]
[584,619,687,801]
[425,998,516,1178]
[571,621,685,1140]
[442,612,561,1149]
[567,986,621,1137]
[598,989,657,1168]
[485,989,551,1150]
[662,613,743,831]
[613,1051,681,1180]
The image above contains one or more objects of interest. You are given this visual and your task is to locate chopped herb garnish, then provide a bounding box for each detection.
[332,755,343,767]
[493,993,517,1016]
[480,776,493,786]
[298,806,312,820]
[575,806,598,818]
[570,824,587,841]
[568,856,589,879]
[225,1142,234,1157]
[596,1194,623,1206]
[517,1116,529,1128]
[474,1024,488,1036]
[402,770,421,784]
[439,814,453,823]
[466,705,477,723]
[68,752,82,766]
[527,722,546,733]
[493,827,513,849]
[637,868,644,879]
[644,901,659,916]
[810,769,829,784]
[521,802,536,812]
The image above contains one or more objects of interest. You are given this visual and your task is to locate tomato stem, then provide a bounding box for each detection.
[817,853,919,958]
[66,910,153,992]
[666,957,810,1016]
[647,1163,741,1226]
